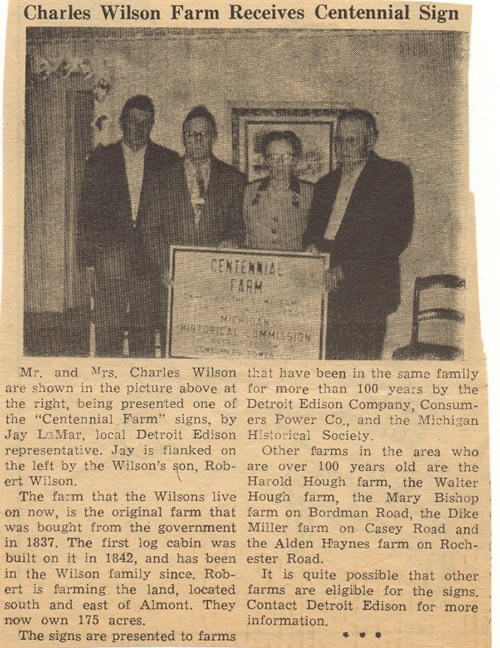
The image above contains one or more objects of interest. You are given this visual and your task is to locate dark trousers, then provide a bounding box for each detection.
[95,327,157,358]
[94,275,164,358]
[326,319,387,360]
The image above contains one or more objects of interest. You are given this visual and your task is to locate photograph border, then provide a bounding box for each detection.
[230,104,345,178]
[167,245,330,360]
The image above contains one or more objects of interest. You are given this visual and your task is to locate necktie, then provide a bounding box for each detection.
[194,169,205,227]
[196,169,205,199]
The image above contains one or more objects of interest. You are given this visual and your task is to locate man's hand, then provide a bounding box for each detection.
[305,243,321,255]
[161,269,172,289]
[324,265,344,293]
[218,239,238,249]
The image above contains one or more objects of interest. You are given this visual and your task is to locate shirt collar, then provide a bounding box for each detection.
[184,156,211,174]
[258,175,301,194]
[340,159,367,179]
[339,152,375,179]
[122,140,147,158]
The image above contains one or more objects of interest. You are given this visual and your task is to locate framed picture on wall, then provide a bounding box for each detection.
[230,104,347,182]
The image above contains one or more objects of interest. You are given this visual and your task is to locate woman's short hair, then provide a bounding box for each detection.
[260,130,302,158]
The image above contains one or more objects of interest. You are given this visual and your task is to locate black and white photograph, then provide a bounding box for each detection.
[24,27,468,360]
[3,7,494,648]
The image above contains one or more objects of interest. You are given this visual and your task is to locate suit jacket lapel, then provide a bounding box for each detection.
[180,163,195,223]
[345,154,376,210]
[204,157,220,213]
[320,170,341,236]
[333,155,377,241]
[114,142,132,223]
[136,143,155,227]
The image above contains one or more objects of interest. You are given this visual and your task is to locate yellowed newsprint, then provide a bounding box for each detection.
[1,1,490,648]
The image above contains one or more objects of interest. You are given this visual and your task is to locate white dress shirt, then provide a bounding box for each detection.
[122,141,146,224]
[324,162,366,241]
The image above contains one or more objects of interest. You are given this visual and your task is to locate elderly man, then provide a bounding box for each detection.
[161,105,246,250]
[303,109,414,359]
[78,95,179,357]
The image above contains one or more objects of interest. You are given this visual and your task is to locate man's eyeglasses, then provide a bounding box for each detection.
[184,130,212,139]
[266,153,295,161]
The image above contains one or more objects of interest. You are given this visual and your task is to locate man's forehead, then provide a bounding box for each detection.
[268,138,293,152]
[127,107,154,122]
[184,116,211,132]
[337,117,370,135]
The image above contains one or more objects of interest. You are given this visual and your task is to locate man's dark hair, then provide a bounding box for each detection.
[120,95,155,121]
[260,130,302,158]
[183,105,217,137]
[339,108,378,134]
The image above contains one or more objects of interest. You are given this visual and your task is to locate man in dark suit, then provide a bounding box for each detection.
[303,109,414,360]
[161,105,246,253]
[78,95,180,357]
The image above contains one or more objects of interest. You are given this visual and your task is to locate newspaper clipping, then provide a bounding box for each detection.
[1,1,490,647]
